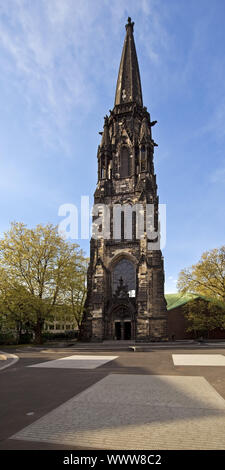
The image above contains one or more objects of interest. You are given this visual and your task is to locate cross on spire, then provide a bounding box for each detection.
[126,17,135,32]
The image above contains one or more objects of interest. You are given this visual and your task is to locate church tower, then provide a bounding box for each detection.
[81,18,168,341]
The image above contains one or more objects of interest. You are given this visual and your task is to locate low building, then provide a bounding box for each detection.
[166,293,225,340]
[44,320,77,333]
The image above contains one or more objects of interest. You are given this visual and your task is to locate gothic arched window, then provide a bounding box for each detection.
[141,145,146,171]
[112,259,136,296]
[120,146,130,177]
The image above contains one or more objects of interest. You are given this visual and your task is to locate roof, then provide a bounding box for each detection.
[165,293,225,311]
[165,293,199,311]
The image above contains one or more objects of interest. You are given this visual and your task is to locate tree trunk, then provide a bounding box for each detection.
[16,320,22,344]
[34,318,44,344]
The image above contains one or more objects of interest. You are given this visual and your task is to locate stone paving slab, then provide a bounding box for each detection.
[10,374,225,450]
[173,354,225,366]
[28,355,118,369]
[69,374,225,409]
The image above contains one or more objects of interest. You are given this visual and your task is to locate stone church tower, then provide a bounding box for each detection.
[81,18,168,341]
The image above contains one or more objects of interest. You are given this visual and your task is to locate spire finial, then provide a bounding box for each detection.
[126,17,134,32]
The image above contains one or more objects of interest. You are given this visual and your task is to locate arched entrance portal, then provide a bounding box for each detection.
[104,255,137,340]
[112,304,135,340]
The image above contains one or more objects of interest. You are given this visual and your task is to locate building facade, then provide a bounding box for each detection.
[166,294,225,341]
[81,18,168,341]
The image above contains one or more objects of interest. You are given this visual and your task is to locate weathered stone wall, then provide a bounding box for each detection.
[80,20,168,342]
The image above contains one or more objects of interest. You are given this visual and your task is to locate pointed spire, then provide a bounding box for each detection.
[114,17,143,107]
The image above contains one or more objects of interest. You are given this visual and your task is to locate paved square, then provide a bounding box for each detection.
[28,355,118,369]
[172,354,225,366]
[10,374,225,449]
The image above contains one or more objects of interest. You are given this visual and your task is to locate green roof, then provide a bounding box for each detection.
[165,293,199,310]
[165,293,225,311]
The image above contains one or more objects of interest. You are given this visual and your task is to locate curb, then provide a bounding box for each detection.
[0,351,19,371]
[0,354,7,361]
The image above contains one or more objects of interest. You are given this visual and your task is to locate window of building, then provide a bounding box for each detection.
[132,211,136,240]
[120,146,130,177]
[112,258,136,294]
[121,211,124,240]
[128,289,136,298]
[141,145,146,171]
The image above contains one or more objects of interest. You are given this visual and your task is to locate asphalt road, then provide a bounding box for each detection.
[1,345,225,450]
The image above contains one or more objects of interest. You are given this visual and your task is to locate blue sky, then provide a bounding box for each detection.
[0,0,225,293]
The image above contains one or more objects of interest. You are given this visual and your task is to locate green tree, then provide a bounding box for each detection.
[177,246,225,302]
[0,222,86,344]
[184,298,225,338]
[178,246,225,336]
[61,254,88,334]
[0,270,33,342]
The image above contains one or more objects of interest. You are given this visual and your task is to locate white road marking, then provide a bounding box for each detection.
[173,354,225,366]
[28,355,118,369]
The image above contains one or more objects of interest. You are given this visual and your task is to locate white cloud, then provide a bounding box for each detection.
[0,0,167,151]
[0,0,103,150]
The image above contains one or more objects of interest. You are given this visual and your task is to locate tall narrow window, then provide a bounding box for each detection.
[141,145,146,171]
[132,211,136,240]
[120,146,129,177]
[121,211,124,240]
